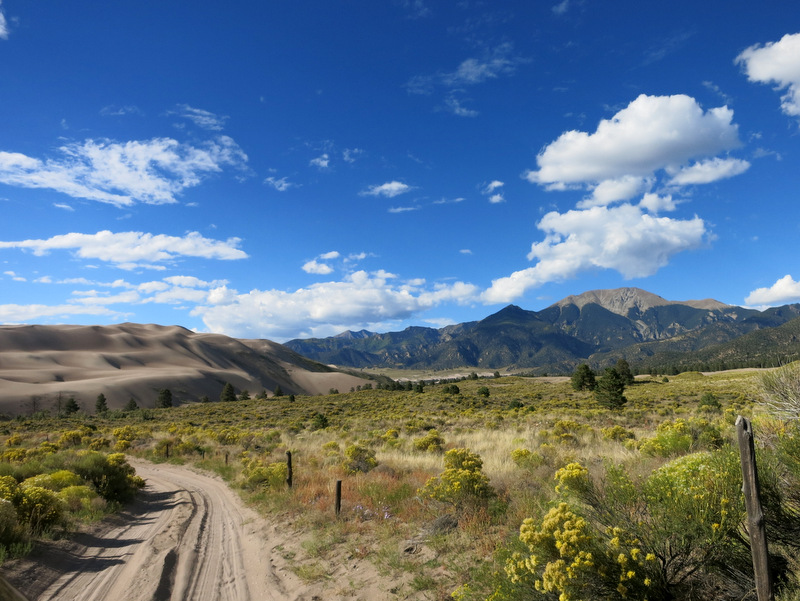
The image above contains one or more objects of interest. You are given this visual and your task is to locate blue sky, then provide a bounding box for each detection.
[1,1,800,342]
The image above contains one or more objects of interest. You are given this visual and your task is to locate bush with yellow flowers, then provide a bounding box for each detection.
[419,448,494,510]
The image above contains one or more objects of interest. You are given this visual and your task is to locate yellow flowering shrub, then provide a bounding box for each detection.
[419,448,494,509]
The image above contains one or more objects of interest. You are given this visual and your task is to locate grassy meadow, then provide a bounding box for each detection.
[3,368,800,600]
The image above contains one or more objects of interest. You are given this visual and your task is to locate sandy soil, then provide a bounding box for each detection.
[3,461,393,601]
[0,323,371,414]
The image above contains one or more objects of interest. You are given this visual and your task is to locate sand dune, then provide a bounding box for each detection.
[0,323,372,415]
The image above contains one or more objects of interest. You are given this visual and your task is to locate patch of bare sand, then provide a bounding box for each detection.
[3,460,423,601]
[0,324,370,414]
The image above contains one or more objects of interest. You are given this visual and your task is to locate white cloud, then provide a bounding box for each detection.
[3,270,25,282]
[193,270,478,340]
[53,203,75,211]
[265,176,294,191]
[483,180,504,194]
[388,206,419,214]
[460,249,473,255]
[524,94,742,188]
[302,260,334,275]
[0,303,119,323]
[482,203,707,303]
[362,181,412,198]
[745,275,800,305]
[319,251,340,260]
[0,230,248,268]
[488,194,504,204]
[0,136,248,207]
[668,157,750,185]
[638,193,678,213]
[172,104,228,130]
[445,96,479,117]
[0,1,8,40]
[579,175,651,208]
[736,32,800,118]
[443,43,524,87]
[310,153,330,170]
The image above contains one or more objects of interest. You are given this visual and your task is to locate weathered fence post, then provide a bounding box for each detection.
[286,451,293,489]
[335,480,342,517]
[224,451,229,466]
[736,415,773,601]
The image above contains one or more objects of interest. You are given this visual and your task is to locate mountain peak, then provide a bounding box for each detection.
[554,288,671,316]
[553,287,730,317]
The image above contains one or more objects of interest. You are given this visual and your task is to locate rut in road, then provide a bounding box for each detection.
[20,461,295,601]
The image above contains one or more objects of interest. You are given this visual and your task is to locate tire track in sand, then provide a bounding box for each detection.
[21,461,291,601]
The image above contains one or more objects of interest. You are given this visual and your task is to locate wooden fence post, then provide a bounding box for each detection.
[286,451,293,489]
[736,415,774,601]
[335,480,342,517]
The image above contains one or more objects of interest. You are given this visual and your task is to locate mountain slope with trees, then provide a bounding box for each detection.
[285,288,800,374]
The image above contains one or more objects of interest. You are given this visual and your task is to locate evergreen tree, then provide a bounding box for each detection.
[239,389,250,401]
[64,396,80,415]
[615,358,635,386]
[124,398,139,411]
[273,385,284,397]
[221,382,237,402]
[95,393,108,414]
[156,388,173,408]
[571,364,597,391]
[594,367,627,410]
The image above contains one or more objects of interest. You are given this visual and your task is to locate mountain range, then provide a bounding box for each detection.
[285,288,800,374]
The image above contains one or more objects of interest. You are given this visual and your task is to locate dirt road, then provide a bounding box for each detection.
[6,461,297,601]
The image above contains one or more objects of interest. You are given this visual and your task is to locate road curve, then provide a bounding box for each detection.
[13,461,293,601]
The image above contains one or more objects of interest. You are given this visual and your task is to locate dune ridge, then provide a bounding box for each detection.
[0,323,370,414]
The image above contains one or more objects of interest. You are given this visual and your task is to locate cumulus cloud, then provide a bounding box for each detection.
[481,180,505,203]
[0,230,248,268]
[482,203,707,303]
[524,94,742,188]
[745,275,800,305]
[736,32,800,118]
[0,136,248,206]
[668,157,750,185]
[194,270,479,340]
[361,181,412,198]
[579,175,652,208]
[302,260,334,275]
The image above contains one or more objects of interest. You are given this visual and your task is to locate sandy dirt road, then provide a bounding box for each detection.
[7,461,299,601]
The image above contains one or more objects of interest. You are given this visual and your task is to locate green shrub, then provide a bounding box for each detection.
[243,461,288,489]
[22,470,82,492]
[413,429,445,453]
[71,452,144,503]
[419,448,494,510]
[15,486,64,533]
[58,485,103,514]
[343,444,378,474]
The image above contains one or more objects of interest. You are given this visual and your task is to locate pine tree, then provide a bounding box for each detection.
[124,398,139,411]
[156,388,173,408]
[594,368,627,410]
[220,382,237,402]
[615,358,635,386]
[571,364,597,391]
[64,396,80,415]
[95,393,109,414]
